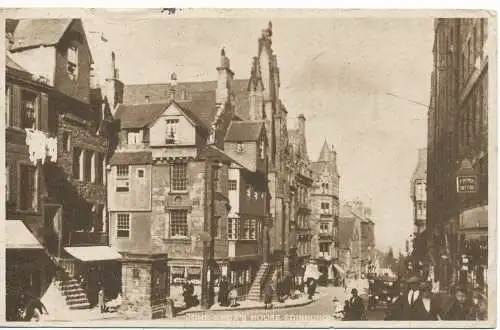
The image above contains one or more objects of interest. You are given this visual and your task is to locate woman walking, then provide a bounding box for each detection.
[264,282,274,309]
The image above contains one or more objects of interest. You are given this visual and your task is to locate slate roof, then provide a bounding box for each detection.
[114,100,207,130]
[225,121,264,142]
[123,79,251,120]
[109,151,153,165]
[10,19,73,51]
[338,218,356,249]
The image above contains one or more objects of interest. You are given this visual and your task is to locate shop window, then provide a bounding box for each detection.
[170,209,188,238]
[21,90,38,129]
[19,164,38,211]
[171,163,187,191]
[117,213,130,238]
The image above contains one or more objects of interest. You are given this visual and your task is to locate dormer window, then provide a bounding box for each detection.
[165,118,179,144]
[237,143,244,153]
[67,46,78,80]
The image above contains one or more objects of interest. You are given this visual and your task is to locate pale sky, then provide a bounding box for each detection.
[83,10,434,253]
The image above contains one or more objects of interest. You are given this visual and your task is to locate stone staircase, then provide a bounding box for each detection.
[247,262,273,301]
[55,274,91,310]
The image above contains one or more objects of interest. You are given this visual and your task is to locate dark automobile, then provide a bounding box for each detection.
[368,275,398,311]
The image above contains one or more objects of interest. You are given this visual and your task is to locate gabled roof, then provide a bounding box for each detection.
[10,19,73,51]
[197,145,248,170]
[225,120,264,142]
[109,151,153,165]
[338,218,356,249]
[123,79,251,120]
[114,100,207,130]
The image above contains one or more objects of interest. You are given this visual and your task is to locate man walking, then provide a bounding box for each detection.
[345,288,365,320]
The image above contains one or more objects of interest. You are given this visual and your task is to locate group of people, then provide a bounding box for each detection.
[385,275,487,321]
[217,276,238,308]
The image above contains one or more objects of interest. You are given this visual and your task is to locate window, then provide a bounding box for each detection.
[165,118,179,144]
[117,165,129,177]
[320,243,329,253]
[5,84,11,126]
[250,219,257,239]
[137,169,144,178]
[259,140,265,159]
[84,150,93,182]
[228,218,239,240]
[212,166,220,192]
[72,147,82,180]
[236,143,244,153]
[19,164,38,211]
[21,90,38,129]
[95,153,104,184]
[116,165,130,192]
[94,204,104,232]
[170,209,188,238]
[127,130,142,145]
[320,223,330,232]
[62,131,71,151]
[171,163,187,191]
[245,185,251,197]
[117,213,130,238]
[241,219,250,239]
[228,180,237,191]
[67,46,78,80]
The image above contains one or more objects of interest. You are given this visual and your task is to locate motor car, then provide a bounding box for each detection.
[368,275,398,311]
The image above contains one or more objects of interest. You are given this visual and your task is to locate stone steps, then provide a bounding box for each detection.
[247,263,273,301]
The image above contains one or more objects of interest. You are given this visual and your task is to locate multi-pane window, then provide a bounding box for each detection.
[241,219,250,239]
[320,242,329,253]
[228,180,237,191]
[320,223,330,232]
[165,118,179,144]
[236,143,244,153]
[170,210,188,238]
[249,219,257,239]
[213,166,220,192]
[67,46,78,80]
[127,130,142,145]
[73,147,82,180]
[228,218,239,240]
[117,213,130,238]
[171,163,187,191]
[19,164,37,211]
[21,90,38,129]
[259,141,265,159]
[84,150,93,182]
[116,165,130,192]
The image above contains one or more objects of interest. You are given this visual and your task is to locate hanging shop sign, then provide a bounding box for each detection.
[456,159,478,193]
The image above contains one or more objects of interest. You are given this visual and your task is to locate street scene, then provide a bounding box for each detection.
[3,9,492,325]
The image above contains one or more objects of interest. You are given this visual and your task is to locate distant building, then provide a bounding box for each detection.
[410,148,428,262]
[310,141,340,268]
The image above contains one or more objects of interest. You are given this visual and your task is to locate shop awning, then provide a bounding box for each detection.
[64,246,122,262]
[6,220,44,249]
[333,263,345,275]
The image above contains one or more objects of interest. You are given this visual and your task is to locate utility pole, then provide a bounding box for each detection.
[201,158,216,310]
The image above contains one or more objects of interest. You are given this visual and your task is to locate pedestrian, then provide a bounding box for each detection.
[218,276,229,307]
[98,285,105,313]
[412,282,440,320]
[444,286,473,320]
[400,275,422,320]
[345,288,365,320]
[264,281,273,309]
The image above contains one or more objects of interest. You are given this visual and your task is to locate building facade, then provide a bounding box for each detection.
[6,18,122,308]
[427,18,489,292]
[410,148,428,262]
[110,49,270,316]
[310,142,340,267]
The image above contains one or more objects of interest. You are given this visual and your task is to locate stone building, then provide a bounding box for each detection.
[427,18,489,292]
[410,148,428,261]
[310,141,340,264]
[286,115,314,281]
[338,206,362,277]
[110,49,269,317]
[6,18,122,308]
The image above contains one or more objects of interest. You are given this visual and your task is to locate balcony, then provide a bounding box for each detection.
[68,231,109,247]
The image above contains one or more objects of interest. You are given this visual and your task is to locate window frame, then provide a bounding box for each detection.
[62,131,71,152]
[67,45,79,80]
[18,163,38,212]
[236,142,244,153]
[72,147,82,180]
[169,209,189,238]
[137,168,145,179]
[171,163,187,192]
[116,165,130,192]
[228,180,237,191]
[117,213,131,239]
[5,84,11,127]
[20,88,39,130]
[165,118,180,144]
[227,218,239,240]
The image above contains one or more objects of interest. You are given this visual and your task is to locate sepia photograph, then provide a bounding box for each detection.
[0,7,496,327]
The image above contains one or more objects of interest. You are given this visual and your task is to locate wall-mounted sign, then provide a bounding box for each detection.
[456,175,478,193]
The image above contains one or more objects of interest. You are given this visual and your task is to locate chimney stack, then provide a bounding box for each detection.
[216,47,234,106]
[297,114,306,136]
[169,72,177,101]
